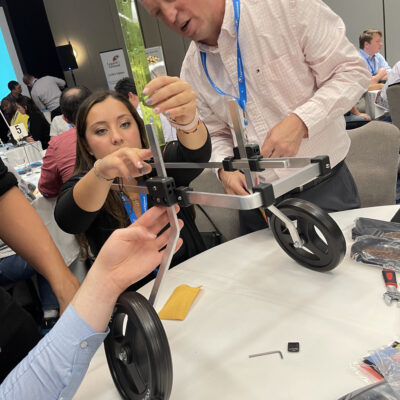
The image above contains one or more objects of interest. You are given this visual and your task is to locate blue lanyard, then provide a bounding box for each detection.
[361,53,376,75]
[200,0,248,125]
[120,192,148,223]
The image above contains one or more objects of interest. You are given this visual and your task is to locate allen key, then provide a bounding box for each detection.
[248,350,283,359]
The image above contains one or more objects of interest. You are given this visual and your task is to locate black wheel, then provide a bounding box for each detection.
[104,292,172,400]
[270,198,346,272]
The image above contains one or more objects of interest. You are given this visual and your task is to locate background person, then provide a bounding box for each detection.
[38,86,92,198]
[0,97,29,132]
[359,29,391,88]
[5,81,22,103]
[16,96,50,149]
[23,74,66,120]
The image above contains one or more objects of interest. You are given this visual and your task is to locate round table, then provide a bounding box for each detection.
[74,205,400,400]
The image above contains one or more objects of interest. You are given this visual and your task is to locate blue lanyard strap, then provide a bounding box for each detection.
[200,0,248,125]
[120,192,148,223]
[361,53,376,75]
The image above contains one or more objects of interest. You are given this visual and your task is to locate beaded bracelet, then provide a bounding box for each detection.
[178,118,201,134]
[168,111,201,134]
[93,159,114,182]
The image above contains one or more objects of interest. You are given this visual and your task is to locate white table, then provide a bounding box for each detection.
[364,90,386,120]
[74,205,400,400]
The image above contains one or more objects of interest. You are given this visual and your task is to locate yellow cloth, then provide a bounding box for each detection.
[11,111,29,133]
[158,284,201,321]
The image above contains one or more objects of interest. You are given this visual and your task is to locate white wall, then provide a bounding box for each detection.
[323,0,400,66]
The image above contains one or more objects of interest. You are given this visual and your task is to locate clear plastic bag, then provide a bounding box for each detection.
[369,343,400,395]
[343,343,400,399]
[350,236,400,270]
[338,381,400,399]
[352,218,400,241]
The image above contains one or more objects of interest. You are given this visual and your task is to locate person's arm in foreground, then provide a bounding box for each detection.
[0,186,79,313]
[0,205,183,400]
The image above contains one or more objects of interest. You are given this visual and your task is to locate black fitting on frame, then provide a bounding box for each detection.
[145,177,177,206]
[222,156,236,171]
[253,183,275,207]
[233,144,261,159]
[248,155,265,172]
[311,156,331,178]
[175,186,193,207]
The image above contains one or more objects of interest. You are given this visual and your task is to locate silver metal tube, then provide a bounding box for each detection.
[187,191,264,210]
[272,164,320,198]
[267,204,303,248]
[228,100,255,191]
[145,123,181,307]
[146,123,167,177]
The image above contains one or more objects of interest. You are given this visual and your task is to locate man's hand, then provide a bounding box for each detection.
[357,112,371,121]
[371,68,387,84]
[261,114,308,158]
[218,169,249,195]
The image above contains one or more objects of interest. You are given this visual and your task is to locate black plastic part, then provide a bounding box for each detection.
[248,155,265,172]
[253,183,275,207]
[233,144,261,159]
[146,177,177,206]
[311,156,331,178]
[288,342,300,352]
[270,198,346,272]
[222,156,236,171]
[104,292,172,400]
[175,186,193,207]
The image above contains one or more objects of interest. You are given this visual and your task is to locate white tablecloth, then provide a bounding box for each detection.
[73,205,400,400]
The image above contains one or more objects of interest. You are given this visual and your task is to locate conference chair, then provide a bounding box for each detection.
[346,121,400,207]
[387,82,400,129]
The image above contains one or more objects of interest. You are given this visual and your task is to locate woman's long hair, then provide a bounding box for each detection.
[16,95,43,117]
[74,90,149,259]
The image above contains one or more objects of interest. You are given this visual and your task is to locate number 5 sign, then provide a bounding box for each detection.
[10,123,28,141]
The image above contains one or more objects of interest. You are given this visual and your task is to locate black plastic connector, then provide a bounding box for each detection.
[253,183,275,207]
[248,155,265,172]
[145,177,177,206]
[233,144,261,159]
[311,156,331,178]
[175,186,193,207]
[222,156,236,171]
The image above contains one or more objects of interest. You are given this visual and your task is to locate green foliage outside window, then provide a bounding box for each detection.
[115,0,164,145]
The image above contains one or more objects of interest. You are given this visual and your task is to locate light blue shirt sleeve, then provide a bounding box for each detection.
[375,52,391,73]
[0,304,109,400]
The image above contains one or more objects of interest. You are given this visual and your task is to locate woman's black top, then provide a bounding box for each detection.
[55,135,212,269]
[28,112,50,149]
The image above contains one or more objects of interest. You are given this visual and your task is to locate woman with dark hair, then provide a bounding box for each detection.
[55,76,211,289]
[16,96,50,149]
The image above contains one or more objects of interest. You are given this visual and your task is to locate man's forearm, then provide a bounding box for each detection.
[0,187,79,311]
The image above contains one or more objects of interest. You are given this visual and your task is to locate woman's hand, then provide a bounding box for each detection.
[143,76,197,125]
[26,136,34,143]
[95,147,153,180]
